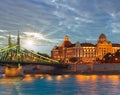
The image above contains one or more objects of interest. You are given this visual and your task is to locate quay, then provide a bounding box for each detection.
[1,63,120,76]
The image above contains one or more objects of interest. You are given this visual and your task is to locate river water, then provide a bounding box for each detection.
[0,74,120,95]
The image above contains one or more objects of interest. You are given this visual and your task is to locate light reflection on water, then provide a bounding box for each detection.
[0,74,120,95]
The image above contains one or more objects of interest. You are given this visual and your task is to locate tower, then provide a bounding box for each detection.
[64,35,69,41]
[96,34,112,60]
[8,32,12,60]
[8,32,12,47]
[61,35,72,47]
[17,31,20,46]
[17,31,21,67]
[5,31,24,77]
[98,33,107,43]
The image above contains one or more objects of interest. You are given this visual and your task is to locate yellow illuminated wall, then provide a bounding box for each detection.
[51,34,120,63]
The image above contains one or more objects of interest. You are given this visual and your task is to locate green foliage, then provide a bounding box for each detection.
[103,53,113,63]
[115,49,120,57]
[102,49,120,63]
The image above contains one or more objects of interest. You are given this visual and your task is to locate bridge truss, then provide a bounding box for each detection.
[0,32,60,67]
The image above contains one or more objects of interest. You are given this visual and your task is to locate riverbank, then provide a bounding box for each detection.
[1,63,120,76]
[23,69,120,75]
[1,69,120,75]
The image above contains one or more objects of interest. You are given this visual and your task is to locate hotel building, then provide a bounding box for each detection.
[51,34,120,63]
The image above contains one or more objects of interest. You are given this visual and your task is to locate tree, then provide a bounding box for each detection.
[102,50,120,63]
[115,49,120,57]
[102,53,113,63]
[114,49,120,63]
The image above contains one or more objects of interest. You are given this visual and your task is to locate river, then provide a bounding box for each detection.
[0,74,120,95]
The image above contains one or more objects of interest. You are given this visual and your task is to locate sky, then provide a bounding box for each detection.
[0,0,120,55]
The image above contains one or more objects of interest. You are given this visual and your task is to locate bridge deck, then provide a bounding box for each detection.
[0,61,69,68]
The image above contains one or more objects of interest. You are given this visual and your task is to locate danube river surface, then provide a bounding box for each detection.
[0,74,120,95]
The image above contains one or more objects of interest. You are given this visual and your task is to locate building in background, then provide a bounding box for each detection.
[51,34,120,63]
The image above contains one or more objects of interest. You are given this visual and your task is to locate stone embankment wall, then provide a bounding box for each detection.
[93,64,120,71]
[10,64,120,73]
[36,65,55,71]
[0,66,5,73]
[69,63,120,72]
[1,64,120,74]
[23,65,55,73]
[69,64,90,72]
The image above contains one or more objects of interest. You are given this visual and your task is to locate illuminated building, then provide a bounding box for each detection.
[51,34,120,63]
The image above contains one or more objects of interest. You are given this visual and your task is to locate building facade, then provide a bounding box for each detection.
[51,34,120,63]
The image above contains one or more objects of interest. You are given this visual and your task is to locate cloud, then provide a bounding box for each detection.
[86,38,97,42]
[23,32,45,40]
[0,0,120,54]
[22,31,60,46]
[0,35,6,39]
[0,29,8,33]
[112,23,120,33]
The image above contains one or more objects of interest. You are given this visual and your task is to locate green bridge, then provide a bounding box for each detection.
[0,32,68,68]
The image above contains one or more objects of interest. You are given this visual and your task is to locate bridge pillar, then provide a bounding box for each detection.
[5,32,24,77]
[5,66,24,77]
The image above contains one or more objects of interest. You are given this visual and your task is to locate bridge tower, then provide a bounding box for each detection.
[8,32,12,60]
[8,32,12,47]
[17,31,21,67]
[5,31,24,77]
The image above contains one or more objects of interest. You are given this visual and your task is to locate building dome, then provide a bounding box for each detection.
[61,35,72,47]
[98,33,107,42]
[64,35,69,41]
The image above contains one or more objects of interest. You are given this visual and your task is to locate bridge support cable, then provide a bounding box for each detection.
[0,45,60,64]
[0,45,18,53]
[21,47,59,63]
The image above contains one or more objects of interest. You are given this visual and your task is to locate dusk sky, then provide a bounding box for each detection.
[0,0,120,55]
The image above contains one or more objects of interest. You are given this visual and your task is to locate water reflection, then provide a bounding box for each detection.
[0,74,120,95]
[34,74,43,78]
[23,74,35,82]
[0,76,23,95]
[75,75,98,82]
[75,75,120,95]
[46,75,53,81]
[55,75,70,82]
[0,77,22,84]
[56,75,63,81]
[63,75,69,78]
